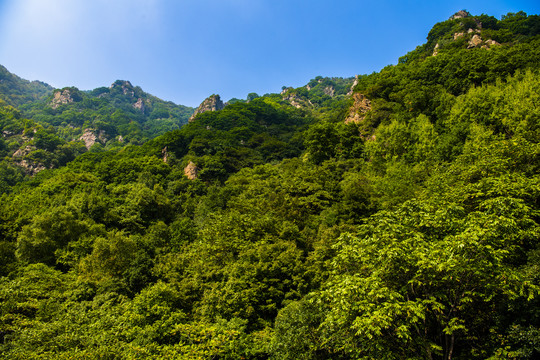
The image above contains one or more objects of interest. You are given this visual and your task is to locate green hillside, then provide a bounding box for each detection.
[0,65,53,107]
[0,10,539,359]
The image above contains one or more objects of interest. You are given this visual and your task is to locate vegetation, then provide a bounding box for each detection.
[1,10,540,359]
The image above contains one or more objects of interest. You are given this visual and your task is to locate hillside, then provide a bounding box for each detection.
[0,65,53,107]
[0,10,540,359]
[0,68,194,178]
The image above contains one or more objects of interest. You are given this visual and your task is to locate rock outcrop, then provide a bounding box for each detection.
[133,98,145,112]
[162,146,169,163]
[79,129,108,149]
[432,43,440,56]
[482,39,501,49]
[345,93,372,124]
[281,87,293,95]
[451,10,471,20]
[347,75,360,96]
[184,160,199,180]
[111,80,135,97]
[282,93,313,109]
[323,86,335,97]
[51,89,76,109]
[468,34,483,48]
[189,94,224,122]
[12,145,46,175]
[432,13,499,56]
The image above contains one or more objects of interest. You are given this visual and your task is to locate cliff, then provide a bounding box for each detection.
[189,94,224,122]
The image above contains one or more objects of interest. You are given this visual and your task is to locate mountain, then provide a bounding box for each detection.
[0,64,53,107]
[0,67,194,175]
[22,78,194,145]
[0,10,539,360]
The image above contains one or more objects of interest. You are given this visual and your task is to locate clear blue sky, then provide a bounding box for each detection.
[0,0,538,107]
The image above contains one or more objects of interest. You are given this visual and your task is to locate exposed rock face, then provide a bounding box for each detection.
[281,87,293,95]
[133,98,145,112]
[345,93,372,124]
[432,43,440,56]
[468,34,483,48]
[18,160,46,175]
[323,86,335,97]
[51,89,75,109]
[451,10,471,20]
[79,129,107,149]
[80,129,97,149]
[434,16,498,55]
[282,93,313,109]
[12,145,46,175]
[162,146,169,163]
[482,39,500,49]
[184,160,199,180]
[189,94,224,122]
[110,80,135,97]
[347,75,360,96]
[13,145,34,158]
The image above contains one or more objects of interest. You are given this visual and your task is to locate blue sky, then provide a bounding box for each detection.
[0,0,538,107]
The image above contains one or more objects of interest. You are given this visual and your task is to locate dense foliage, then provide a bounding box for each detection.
[1,10,539,359]
[0,65,53,107]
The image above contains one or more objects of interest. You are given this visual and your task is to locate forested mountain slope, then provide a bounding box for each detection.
[0,65,53,107]
[0,68,193,182]
[0,10,539,359]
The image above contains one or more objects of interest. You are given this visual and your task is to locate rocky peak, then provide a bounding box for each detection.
[189,94,224,122]
[451,10,471,20]
[50,88,78,109]
[110,80,135,97]
[281,87,293,95]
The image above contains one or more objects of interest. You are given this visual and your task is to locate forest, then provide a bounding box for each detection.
[0,10,540,359]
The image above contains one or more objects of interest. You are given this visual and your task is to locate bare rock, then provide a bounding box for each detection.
[79,129,97,149]
[282,93,313,109]
[51,89,75,109]
[79,129,108,149]
[110,80,135,97]
[133,98,145,112]
[13,145,34,158]
[468,34,483,48]
[189,94,224,122]
[483,39,500,48]
[432,43,440,56]
[451,10,471,20]
[162,146,169,163]
[184,160,199,180]
[323,86,335,97]
[18,160,46,175]
[12,146,46,175]
[347,75,360,95]
[281,87,293,95]
[345,93,371,124]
